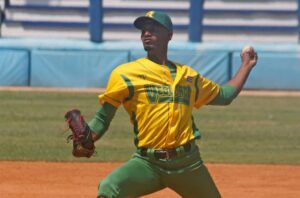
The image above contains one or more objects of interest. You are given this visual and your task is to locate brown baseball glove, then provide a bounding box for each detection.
[64,109,95,158]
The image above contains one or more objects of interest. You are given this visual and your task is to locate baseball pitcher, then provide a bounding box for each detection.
[65,11,257,198]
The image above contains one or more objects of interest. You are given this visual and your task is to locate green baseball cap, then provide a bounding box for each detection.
[134,11,173,32]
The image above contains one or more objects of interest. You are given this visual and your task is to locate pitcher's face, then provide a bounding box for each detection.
[140,22,172,51]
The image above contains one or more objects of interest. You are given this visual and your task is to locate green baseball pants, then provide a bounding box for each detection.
[98,143,221,198]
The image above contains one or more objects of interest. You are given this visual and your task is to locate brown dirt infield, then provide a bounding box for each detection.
[0,161,299,198]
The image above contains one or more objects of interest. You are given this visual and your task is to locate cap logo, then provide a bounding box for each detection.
[146,11,154,18]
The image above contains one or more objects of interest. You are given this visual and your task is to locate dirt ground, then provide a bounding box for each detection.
[0,161,299,198]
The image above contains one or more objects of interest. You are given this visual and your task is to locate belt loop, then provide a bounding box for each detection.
[147,148,156,160]
[176,146,185,157]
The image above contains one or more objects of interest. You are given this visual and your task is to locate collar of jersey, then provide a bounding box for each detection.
[139,57,171,68]
[137,57,183,86]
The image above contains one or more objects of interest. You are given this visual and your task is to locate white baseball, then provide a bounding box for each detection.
[241,45,254,54]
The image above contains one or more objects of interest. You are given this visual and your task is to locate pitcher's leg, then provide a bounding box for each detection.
[166,164,221,198]
[98,157,164,197]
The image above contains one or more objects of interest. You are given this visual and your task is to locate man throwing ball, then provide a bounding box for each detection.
[65,11,257,197]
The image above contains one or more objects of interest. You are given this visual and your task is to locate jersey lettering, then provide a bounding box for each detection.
[145,84,191,105]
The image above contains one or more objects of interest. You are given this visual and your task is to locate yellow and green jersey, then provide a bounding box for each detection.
[99,58,220,149]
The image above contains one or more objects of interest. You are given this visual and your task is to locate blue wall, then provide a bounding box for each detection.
[232,52,300,90]
[30,50,128,87]
[0,49,29,86]
[1,38,300,90]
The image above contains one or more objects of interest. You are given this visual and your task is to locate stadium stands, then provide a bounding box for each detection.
[1,0,89,39]
[1,0,299,42]
[202,0,299,43]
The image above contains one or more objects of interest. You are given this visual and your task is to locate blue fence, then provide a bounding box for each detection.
[2,0,300,42]
[1,38,300,90]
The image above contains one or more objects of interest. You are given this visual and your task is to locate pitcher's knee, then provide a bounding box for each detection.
[98,177,120,198]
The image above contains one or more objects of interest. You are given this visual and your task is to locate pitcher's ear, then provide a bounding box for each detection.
[168,32,173,41]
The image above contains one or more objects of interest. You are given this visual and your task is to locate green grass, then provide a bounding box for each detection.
[0,91,299,164]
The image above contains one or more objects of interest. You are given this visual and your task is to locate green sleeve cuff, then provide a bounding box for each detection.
[88,102,117,140]
[208,85,238,105]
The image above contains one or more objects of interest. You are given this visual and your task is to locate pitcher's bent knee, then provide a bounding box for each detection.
[98,177,120,198]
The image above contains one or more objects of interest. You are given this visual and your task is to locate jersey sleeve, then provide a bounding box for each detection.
[98,69,129,108]
[194,74,220,109]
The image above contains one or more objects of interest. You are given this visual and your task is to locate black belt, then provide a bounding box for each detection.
[139,141,193,160]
